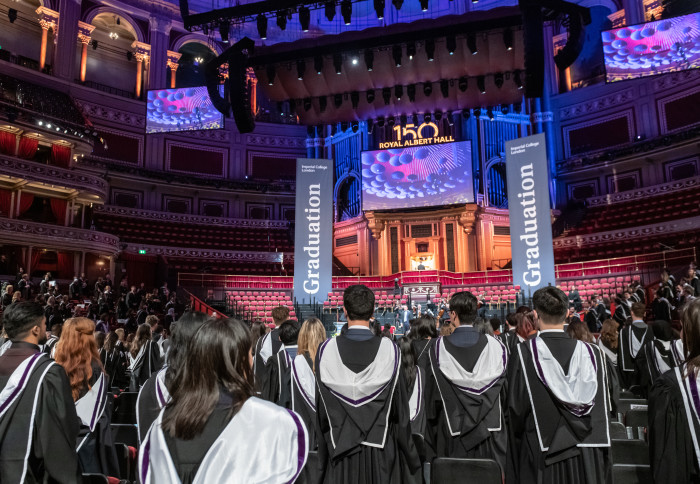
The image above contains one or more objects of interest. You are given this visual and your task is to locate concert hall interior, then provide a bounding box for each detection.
[0,0,699,482]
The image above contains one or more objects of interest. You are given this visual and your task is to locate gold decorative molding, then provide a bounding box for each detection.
[364,212,386,240]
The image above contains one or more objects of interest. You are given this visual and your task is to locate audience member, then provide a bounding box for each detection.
[253,305,289,402]
[618,301,652,389]
[566,319,595,343]
[128,323,163,391]
[102,330,127,389]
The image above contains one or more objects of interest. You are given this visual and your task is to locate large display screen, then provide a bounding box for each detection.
[602,13,700,83]
[361,141,474,211]
[146,86,223,134]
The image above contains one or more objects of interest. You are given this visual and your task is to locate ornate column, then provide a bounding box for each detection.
[131,41,151,99]
[77,21,95,83]
[53,0,81,80]
[36,7,59,71]
[148,16,172,90]
[166,50,182,89]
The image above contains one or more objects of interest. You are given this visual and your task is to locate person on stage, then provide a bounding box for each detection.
[506,287,612,484]
[315,284,421,484]
[139,317,308,483]
[618,302,652,390]
[0,302,82,483]
[253,305,288,401]
[424,291,508,470]
[649,298,700,483]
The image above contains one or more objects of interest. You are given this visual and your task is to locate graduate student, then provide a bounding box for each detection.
[424,291,508,468]
[55,317,119,476]
[618,302,653,390]
[506,286,612,484]
[636,319,676,397]
[253,305,289,401]
[274,319,302,408]
[649,297,700,482]
[0,301,82,483]
[315,284,421,484]
[409,314,438,375]
[139,317,308,483]
[102,331,128,389]
[136,311,210,442]
[129,322,163,391]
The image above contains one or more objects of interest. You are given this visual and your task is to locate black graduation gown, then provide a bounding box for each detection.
[275,348,293,408]
[648,368,700,484]
[291,352,319,451]
[137,369,164,443]
[129,340,163,392]
[253,328,283,402]
[411,338,435,375]
[651,297,672,322]
[617,322,652,390]
[506,332,612,484]
[103,347,128,389]
[0,347,82,483]
[636,339,676,398]
[584,310,600,334]
[424,330,507,470]
[315,330,421,484]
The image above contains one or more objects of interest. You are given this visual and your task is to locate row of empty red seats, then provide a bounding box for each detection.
[225,290,296,322]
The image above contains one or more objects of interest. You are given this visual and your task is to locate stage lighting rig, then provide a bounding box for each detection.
[256,15,267,39]
[364,50,374,71]
[420,0,429,11]
[395,85,403,101]
[423,82,432,97]
[407,84,416,102]
[277,10,287,30]
[513,69,523,89]
[477,75,486,94]
[392,0,404,10]
[341,0,352,25]
[382,87,391,105]
[406,42,416,60]
[219,20,230,43]
[392,45,402,67]
[266,65,276,85]
[503,28,513,51]
[366,89,375,103]
[319,96,327,112]
[296,60,306,80]
[333,53,343,74]
[440,79,449,98]
[446,35,456,55]
[425,39,435,61]
[314,55,323,74]
[494,72,504,89]
[458,76,468,92]
[299,6,310,32]
[351,91,360,108]
[466,34,478,55]
[374,0,385,19]
[473,107,481,118]
[325,2,335,21]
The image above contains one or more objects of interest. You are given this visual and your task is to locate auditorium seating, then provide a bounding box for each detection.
[225,291,297,322]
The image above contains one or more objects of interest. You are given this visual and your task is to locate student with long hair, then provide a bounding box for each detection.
[291,317,326,450]
[128,322,163,391]
[136,311,210,442]
[597,318,622,414]
[249,320,268,357]
[102,331,128,389]
[409,315,438,374]
[637,319,677,397]
[649,298,700,482]
[139,317,308,483]
[55,317,118,476]
[397,336,426,444]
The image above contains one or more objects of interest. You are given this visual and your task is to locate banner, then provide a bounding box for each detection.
[294,158,333,303]
[505,133,556,294]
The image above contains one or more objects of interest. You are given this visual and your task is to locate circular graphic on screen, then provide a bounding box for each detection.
[146,86,223,133]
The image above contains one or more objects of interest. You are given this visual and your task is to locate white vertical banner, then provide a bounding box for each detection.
[505,133,556,293]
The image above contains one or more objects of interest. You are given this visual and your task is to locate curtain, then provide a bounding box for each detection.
[56,252,74,279]
[0,131,16,156]
[17,193,34,217]
[0,189,12,217]
[17,137,38,160]
[31,250,42,275]
[50,198,67,225]
[50,144,71,168]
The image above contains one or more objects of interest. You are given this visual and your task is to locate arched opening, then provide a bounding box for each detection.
[175,42,218,88]
[487,161,508,208]
[336,175,361,222]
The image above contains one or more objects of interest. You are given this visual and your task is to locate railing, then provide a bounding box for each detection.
[182,288,224,319]
[81,80,136,99]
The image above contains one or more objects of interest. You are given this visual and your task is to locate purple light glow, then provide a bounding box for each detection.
[146,86,223,134]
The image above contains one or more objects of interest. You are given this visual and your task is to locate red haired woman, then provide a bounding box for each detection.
[55,317,118,476]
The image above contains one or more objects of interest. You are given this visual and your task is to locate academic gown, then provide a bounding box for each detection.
[636,339,676,398]
[129,340,163,392]
[103,347,128,389]
[291,351,319,450]
[253,328,284,402]
[506,332,612,484]
[424,327,508,471]
[617,322,653,390]
[315,327,421,484]
[411,338,435,375]
[0,342,82,483]
[597,341,621,417]
[137,366,169,443]
[584,310,600,334]
[649,366,700,483]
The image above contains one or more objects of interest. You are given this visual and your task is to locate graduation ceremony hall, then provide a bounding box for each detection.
[0,0,699,482]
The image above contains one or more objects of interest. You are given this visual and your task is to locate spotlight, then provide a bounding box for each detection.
[503,28,513,51]
[420,0,429,11]
[494,72,504,89]
[473,107,481,118]
[257,14,267,39]
[303,97,312,111]
[434,111,443,122]
[412,113,419,125]
[299,6,310,32]
[425,39,435,61]
[400,114,407,126]
[406,42,416,60]
[8,8,17,23]
[477,75,486,94]
[513,69,523,89]
[277,10,287,30]
[392,45,402,67]
[219,20,230,43]
[333,53,342,74]
[467,34,478,55]
[382,87,391,105]
[446,36,456,55]
[395,85,403,100]
[46,123,52,128]
[458,76,468,92]
[351,57,359,65]
[351,91,360,108]
[500,104,509,115]
[325,1,335,21]
[92,40,98,50]
[374,0,385,19]
[266,66,276,85]
[487,107,494,121]
[461,108,470,120]
[423,82,432,96]
[387,116,395,127]
[423,113,431,123]
[377,116,385,128]
[319,96,327,113]
[472,0,478,3]
[341,0,352,25]
[366,90,375,103]
[38,120,43,126]
[447,111,455,126]
[407,84,416,102]
[334,94,343,108]
[296,60,306,80]
[364,50,374,71]
[367,118,374,134]
[314,55,323,74]
[440,79,449,98]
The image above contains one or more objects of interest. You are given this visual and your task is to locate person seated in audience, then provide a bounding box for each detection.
[39,273,50,295]
[137,311,210,442]
[315,284,420,483]
[55,317,118,476]
[425,291,508,471]
[128,322,163,391]
[506,287,612,484]
[291,317,326,451]
[649,298,700,483]
[618,302,652,391]
[637,319,677,397]
[44,321,61,356]
[139,317,308,483]
[0,301,82,482]
[652,288,673,322]
[1,283,13,307]
[253,305,289,402]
